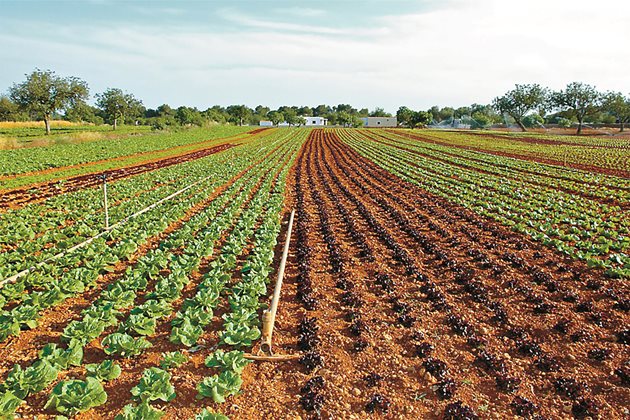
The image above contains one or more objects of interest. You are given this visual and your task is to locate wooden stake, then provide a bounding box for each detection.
[244,354,300,362]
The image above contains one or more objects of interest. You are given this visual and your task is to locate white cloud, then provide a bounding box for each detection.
[216,8,388,36]
[1,0,629,112]
[274,7,327,17]
[130,6,187,16]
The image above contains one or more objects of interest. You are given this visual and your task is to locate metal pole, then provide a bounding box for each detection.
[260,209,295,355]
[100,174,109,230]
[0,170,219,288]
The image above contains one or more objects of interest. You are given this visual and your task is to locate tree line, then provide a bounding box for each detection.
[0,69,389,134]
[400,83,629,134]
[1,69,628,135]
[493,83,630,134]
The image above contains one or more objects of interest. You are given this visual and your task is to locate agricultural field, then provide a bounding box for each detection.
[0,127,627,419]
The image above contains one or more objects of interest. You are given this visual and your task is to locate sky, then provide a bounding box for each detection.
[1,0,628,113]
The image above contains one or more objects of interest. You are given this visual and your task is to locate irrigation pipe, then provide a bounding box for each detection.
[258,208,295,356]
[0,171,221,288]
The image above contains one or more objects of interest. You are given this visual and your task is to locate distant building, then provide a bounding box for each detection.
[278,116,328,127]
[362,117,397,127]
[302,116,328,126]
[259,120,273,127]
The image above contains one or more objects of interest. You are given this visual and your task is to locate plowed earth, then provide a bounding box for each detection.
[234,129,629,419]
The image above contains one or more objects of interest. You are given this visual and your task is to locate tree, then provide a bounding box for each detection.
[551,82,601,134]
[471,111,493,129]
[64,102,103,125]
[0,96,18,121]
[522,113,544,128]
[334,104,356,114]
[313,105,331,116]
[204,106,228,124]
[268,111,284,126]
[429,106,441,122]
[492,84,548,132]
[326,113,339,126]
[410,110,432,128]
[297,106,313,117]
[226,105,252,126]
[175,106,204,126]
[396,107,431,128]
[602,92,630,132]
[454,107,471,119]
[283,108,299,126]
[396,106,415,127]
[254,105,270,118]
[96,88,143,130]
[336,111,353,127]
[438,107,455,123]
[9,69,89,134]
[157,104,175,117]
[370,107,392,117]
[350,114,364,128]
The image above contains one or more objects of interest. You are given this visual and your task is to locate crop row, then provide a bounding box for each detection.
[0,130,291,343]
[0,138,254,279]
[304,131,488,416]
[372,129,630,202]
[0,128,292,332]
[415,129,630,174]
[342,129,629,277]
[334,133,627,329]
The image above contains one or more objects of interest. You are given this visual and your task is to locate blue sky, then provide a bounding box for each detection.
[1,0,628,112]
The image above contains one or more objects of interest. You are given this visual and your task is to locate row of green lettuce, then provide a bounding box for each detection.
[374,129,630,202]
[418,129,630,174]
[0,130,287,341]
[0,144,252,342]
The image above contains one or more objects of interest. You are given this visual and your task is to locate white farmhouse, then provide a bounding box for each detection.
[302,116,328,126]
[259,120,273,127]
[361,117,398,127]
[278,116,328,127]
